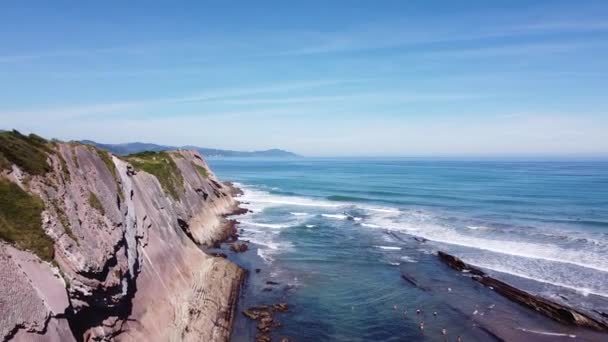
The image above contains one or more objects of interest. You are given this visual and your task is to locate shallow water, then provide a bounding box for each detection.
[207,158,608,341]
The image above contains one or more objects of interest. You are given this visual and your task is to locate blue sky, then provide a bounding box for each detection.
[1,1,607,157]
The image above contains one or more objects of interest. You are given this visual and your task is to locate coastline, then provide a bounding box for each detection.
[205,191,296,342]
[204,176,608,342]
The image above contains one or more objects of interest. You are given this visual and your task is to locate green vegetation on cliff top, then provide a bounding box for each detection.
[192,162,209,178]
[0,130,52,175]
[125,151,184,200]
[0,178,54,261]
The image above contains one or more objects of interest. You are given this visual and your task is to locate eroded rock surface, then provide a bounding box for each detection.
[1,142,244,341]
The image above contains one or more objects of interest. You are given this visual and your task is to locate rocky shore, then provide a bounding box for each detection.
[0,132,245,341]
[395,234,608,341]
[437,251,608,332]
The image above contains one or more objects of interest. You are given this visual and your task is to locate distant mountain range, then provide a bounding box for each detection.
[78,140,299,158]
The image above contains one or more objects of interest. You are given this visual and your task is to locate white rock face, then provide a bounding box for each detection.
[0,244,74,342]
[0,145,244,341]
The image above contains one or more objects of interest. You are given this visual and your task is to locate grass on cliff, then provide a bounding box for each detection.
[0,178,54,262]
[85,145,124,200]
[0,130,52,175]
[192,162,209,178]
[124,151,184,200]
[88,191,105,216]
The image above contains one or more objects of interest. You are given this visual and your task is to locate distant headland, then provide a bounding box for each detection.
[78,140,300,158]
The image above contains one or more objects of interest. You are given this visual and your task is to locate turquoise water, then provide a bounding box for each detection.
[207,158,608,341]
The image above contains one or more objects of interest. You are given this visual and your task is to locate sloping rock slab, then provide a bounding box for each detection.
[437,251,608,332]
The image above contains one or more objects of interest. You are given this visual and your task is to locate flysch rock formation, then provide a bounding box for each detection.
[0,139,245,342]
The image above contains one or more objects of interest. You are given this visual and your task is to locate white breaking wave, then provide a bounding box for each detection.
[466,258,608,298]
[236,183,401,214]
[400,256,418,263]
[365,214,608,275]
[466,225,492,231]
[321,213,363,221]
[257,248,273,262]
[305,224,317,228]
[516,328,576,338]
[374,246,402,251]
[241,221,291,229]
[238,186,341,211]
[322,214,348,220]
[235,183,608,299]
[364,207,400,214]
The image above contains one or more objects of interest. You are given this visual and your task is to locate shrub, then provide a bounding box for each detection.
[0,130,52,175]
[0,178,54,261]
[192,162,209,178]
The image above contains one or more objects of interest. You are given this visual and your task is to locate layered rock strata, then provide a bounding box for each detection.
[0,137,244,341]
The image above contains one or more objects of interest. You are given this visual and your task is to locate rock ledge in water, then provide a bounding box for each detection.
[437,251,608,332]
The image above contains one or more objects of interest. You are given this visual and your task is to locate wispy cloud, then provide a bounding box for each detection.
[420,40,607,59]
[513,20,608,33]
[3,16,607,65]
[274,18,608,57]
[210,92,485,106]
[0,79,372,121]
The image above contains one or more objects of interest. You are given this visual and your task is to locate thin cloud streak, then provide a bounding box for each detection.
[0,79,373,121]
[2,17,608,64]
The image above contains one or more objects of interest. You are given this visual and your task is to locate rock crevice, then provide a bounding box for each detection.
[0,141,244,342]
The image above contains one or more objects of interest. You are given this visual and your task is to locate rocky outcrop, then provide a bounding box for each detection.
[242,303,289,342]
[0,244,74,342]
[437,251,608,332]
[0,136,245,341]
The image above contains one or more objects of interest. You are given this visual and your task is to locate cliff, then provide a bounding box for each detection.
[0,131,245,341]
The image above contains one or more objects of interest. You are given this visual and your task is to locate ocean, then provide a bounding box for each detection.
[206,158,608,341]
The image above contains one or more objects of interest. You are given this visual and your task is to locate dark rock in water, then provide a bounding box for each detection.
[230,242,249,253]
[243,303,289,341]
[243,309,259,320]
[437,251,608,332]
[225,206,249,216]
[473,324,505,342]
[266,280,279,285]
[401,273,429,291]
[211,252,227,258]
[414,237,428,243]
[256,334,271,342]
[251,305,269,311]
[255,268,261,273]
[272,303,289,312]
[262,287,273,292]
[437,251,484,277]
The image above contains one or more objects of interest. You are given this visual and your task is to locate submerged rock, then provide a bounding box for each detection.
[273,303,289,312]
[230,242,249,253]
[243,303,290,341]
[437,251,608,332]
